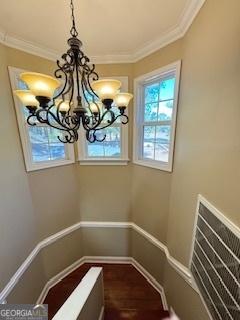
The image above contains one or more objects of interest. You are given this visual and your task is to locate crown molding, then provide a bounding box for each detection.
[132,0,206,62]
[180,0,206,33]
[0,32,60,61]
[0,0,205,64]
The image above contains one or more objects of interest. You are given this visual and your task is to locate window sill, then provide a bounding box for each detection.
[26,159,75,172]
[133,159,172,172]
[79,158,130,166]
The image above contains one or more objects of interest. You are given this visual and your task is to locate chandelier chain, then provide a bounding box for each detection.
[70,0,78,37]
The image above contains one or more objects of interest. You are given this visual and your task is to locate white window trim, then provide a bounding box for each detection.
[8,66,75,172]
[78,76,129,166]
[133,61,181,172]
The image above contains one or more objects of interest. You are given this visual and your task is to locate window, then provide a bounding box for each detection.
[8,67,75,172]
[78,76,129,165]
[133,61,181,171]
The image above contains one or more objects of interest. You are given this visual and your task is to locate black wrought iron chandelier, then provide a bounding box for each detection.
[14,0,133,143]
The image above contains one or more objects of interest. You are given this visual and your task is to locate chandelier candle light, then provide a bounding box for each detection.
[14,0,133,143]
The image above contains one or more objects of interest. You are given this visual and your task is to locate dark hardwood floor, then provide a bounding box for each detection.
[44,263,170,319]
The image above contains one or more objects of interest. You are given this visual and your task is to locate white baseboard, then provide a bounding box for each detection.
[36,257,85,305]
[131,258,168,310]
[84,256,132,264]
[37,256,168,311]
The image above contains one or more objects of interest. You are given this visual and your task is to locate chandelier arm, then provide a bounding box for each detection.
[54,65,69,98]
[58,129,78,144]
[81,109,116,132]
[84,112,127,143]
[26,114,37,126]
[27,108,78,143]
[40,108,78,133]
[55,58,74,95]
[77,54,99,96]
[97,109,116,128]
[116,114,129,125]
[52,58,75,121]
[35,108,49,124]
[80,74,96,120]
[86,76,99,99]
[26,110,79,144]
[85,130,106,143]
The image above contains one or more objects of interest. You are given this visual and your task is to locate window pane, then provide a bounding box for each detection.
[158,100,173,121]
[104,142,121,157]
[159,78,175,100]
[87,126,121,158]
[18,79,28,90]
[29,126,48,143]
[104,127,121,157]
[49,144,65,160]
[143,126,155,159]
[29,126,66,163]
[144,83,159,103]
[48,127,62,143]
[88,143,105,157]
[155,126,171,162]
[32,143,50,162]
[144,103,158,122]
[155,143,169,162]
[156,125,170,143]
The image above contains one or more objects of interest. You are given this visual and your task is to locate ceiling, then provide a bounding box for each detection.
[0,0,205,63]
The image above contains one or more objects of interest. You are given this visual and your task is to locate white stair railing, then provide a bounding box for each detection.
[52,267,104,320]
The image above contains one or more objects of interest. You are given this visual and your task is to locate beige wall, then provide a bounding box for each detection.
[7,254,46,304]
[78,63,133,223]
[131,39,183,244]
[0,43,38,290]
[130,1,240,318]
[82,227,130,257]
[5,46,80,240]
[0,45,82,301]
[167,0,240,265]
[131,230,166,284]
[41,229,83,280]
[163,263,209,320]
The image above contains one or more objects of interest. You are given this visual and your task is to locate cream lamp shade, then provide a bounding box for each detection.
[89,102,102,113]
[55,99,71,112]
[114,93,133,107]
[20,72,61,99]
[14,90,39,107]
[91,79,121,101]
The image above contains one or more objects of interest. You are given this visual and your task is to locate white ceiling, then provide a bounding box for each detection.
[0,0,205,63]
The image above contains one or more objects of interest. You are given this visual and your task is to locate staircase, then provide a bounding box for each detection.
[44,263,170,320]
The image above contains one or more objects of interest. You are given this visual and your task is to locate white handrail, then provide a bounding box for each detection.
[52,267,104,320]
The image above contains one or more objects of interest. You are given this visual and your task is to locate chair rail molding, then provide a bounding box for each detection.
[0,220,196,304]
[0,0,205,63]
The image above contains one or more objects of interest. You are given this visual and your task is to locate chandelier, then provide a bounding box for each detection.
[14,0,133,143]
